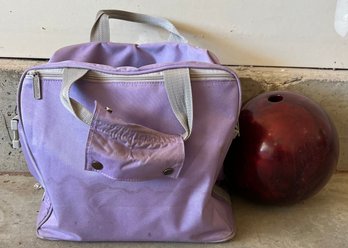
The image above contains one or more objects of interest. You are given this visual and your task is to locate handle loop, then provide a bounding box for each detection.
[60,68,193,140]
[90,9,188,43]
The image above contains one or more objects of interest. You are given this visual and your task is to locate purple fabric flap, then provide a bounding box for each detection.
[85,102,185,181]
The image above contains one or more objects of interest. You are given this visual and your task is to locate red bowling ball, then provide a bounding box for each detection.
[224,91,339,205]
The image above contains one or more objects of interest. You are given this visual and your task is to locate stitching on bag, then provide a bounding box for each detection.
[82,81,163,86]
[46,79,237,85]
[36,206,53,237]
[37,205,53,228]
[37,195,53,231]
[51,79,163,86]
[192,80,235,85]
[96,170,178,182]
[42,79,61,83]
[85,105,100,170]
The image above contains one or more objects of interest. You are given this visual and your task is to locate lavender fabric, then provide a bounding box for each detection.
[18,41,241,242]
[49,42,220,67]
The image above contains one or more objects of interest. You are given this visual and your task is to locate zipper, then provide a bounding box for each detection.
[25,68,235,99]
[11,115,21,149]
[25,68,235,82]
[27,71,42,100]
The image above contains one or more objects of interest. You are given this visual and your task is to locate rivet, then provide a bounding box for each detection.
[91,161,103,170]
[105,107,113,113]
[162,168,174,176]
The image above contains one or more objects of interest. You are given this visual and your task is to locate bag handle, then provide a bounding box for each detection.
[90,9,188,43]
[60,68,193,140]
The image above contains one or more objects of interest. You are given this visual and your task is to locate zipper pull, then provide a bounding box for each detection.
[29,71,42,100]
[11,115,21,149]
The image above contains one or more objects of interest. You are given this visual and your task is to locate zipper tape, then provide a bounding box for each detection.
[25,68,236,82]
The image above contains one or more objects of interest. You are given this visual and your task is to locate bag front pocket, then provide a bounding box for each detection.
[85,102,185,181]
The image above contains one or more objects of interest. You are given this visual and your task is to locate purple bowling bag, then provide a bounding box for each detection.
[16,10,241,242]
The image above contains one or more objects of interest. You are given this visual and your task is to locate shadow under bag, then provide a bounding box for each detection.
[16,10,241,242]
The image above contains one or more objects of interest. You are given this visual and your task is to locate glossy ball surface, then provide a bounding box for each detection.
[224,91,339,205]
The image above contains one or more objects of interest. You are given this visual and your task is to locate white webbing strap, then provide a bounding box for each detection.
[90,9,187,43]
[163,69,193,140]
[60,68,193,140]
[60,68,92,125]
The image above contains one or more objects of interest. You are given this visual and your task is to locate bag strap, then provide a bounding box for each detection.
[60,68,193,140]
[90,9,188,43]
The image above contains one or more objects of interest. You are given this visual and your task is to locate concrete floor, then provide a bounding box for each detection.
[0,173,347,248]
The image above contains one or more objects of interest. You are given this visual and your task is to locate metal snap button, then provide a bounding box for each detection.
[91,161,103,170]
[105,107,113,113]
[162,168,174,176]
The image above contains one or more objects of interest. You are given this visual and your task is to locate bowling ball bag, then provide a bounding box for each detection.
[15,10,241,242]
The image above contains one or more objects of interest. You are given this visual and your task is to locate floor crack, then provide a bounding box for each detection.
[1,111,12,148]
